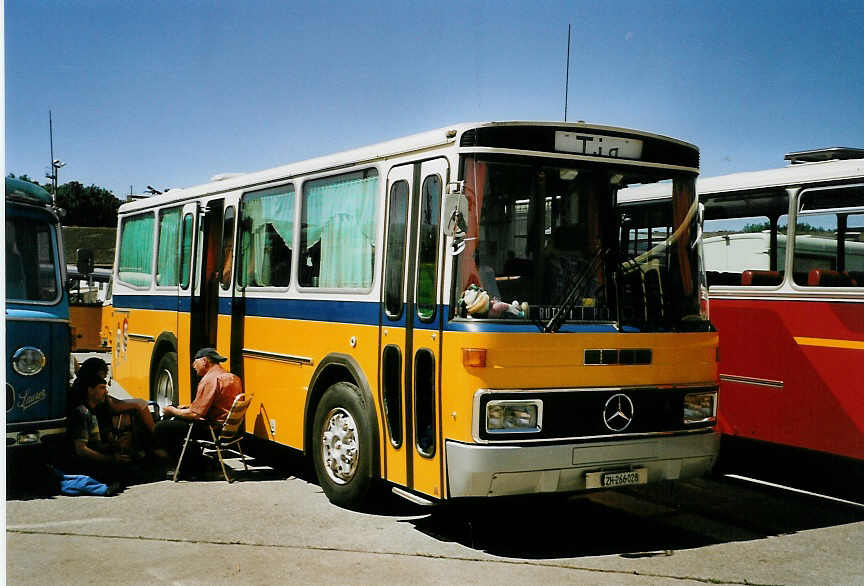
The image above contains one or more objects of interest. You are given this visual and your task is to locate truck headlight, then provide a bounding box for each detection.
[486,400,542,433]
[12,347,46,376]
[683,392,717,424]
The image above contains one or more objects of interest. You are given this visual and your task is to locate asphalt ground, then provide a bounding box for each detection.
[6,352,864,584]
[7,425,864,585]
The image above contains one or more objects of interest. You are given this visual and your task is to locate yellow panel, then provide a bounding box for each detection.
[100,304,114,350]
[410,328,442,499]
[378,326,408,487]
[216,313,232,371]
[176,311,192,404]
[112,308,180,401]
[439,331,719,444]
[241,317,380,451]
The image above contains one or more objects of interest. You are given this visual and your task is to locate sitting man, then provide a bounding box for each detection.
[66,373,134,484]
[154,347,243,477]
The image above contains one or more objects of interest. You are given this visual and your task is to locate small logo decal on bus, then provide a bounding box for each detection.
[603,393,634,432]
[17,388,47,411]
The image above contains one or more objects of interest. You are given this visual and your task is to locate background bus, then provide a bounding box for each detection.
[111,121,719,508]
[621,148,864,497]
[68,267,112,352]
[5,177,70,448]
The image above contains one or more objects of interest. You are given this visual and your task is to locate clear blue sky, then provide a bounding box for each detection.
[6,0,864,199]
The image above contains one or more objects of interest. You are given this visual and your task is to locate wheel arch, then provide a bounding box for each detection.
[148,331,178,394]
[304,353,380,478]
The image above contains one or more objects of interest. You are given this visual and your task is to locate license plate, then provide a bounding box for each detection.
[585,468,648,489]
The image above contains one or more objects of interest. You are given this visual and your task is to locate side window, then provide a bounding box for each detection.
[414,349,436,458]
[220,207,236,290]
[793,191,864,288]
[384,180,409,318]
[118,213,154,288]
[156,207,181,286]
[239,184,294,288]
[416,175,442,320]
[703,214,788,286]
[300,169,378,289]
[180,213,194,289]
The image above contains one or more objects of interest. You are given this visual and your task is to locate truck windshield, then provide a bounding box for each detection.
[453,154,704,331]
[6,217,60,302]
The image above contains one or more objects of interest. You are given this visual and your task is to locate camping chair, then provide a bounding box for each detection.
[173,393,253,483]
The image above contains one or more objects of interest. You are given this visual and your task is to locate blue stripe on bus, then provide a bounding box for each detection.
[113,296,620,333]
[243,298,380,325]
[114,294,189,311]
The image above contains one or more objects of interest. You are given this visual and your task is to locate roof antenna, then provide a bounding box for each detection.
[564,24,571,122]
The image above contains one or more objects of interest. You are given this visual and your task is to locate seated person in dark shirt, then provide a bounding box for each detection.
[72,357,156,440]
[66,374,134,483]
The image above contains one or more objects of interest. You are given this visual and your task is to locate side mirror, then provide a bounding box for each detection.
[76,248,94,275]
[443,182,469,257]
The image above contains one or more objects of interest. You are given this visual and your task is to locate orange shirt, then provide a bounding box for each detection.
[189,364,243,424]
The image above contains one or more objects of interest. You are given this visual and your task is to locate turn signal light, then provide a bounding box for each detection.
[462,348,487,368]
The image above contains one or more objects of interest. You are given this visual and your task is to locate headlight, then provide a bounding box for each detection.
[486,400,542,433]
[683,392,717,424]
[12,347,46,376]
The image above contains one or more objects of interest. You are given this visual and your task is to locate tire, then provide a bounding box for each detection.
[312,381,377,509]
[152,351,178,410]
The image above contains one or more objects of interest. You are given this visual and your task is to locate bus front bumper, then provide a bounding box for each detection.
[445,431,720,498]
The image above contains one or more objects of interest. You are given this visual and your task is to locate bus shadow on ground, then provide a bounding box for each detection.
[405,477,864,559]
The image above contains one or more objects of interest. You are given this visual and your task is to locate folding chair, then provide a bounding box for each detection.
[173,393,253,483]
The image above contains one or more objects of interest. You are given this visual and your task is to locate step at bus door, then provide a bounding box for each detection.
[379,158,448,499]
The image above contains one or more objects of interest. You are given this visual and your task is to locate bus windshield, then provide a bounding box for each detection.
[454,155,704,331]
[5,217,60,302]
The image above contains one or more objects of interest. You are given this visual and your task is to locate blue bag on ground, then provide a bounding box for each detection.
[52,468,109,496]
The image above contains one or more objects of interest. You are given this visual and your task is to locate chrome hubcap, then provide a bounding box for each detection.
[321,407,359,484]
[154,369,175,410]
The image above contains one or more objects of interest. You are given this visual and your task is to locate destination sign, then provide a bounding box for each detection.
[555,131,643,160]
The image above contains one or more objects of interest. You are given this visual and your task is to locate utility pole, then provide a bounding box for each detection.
[564,25,571,122]
[47,110,65,206]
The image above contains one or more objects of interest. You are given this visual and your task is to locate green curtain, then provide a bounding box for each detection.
[303,172,378,288]
[118,214,154,287]
[157,208,181,286]
[240,186,294,287]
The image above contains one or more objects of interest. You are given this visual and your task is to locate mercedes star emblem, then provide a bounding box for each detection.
[603,393,634,432]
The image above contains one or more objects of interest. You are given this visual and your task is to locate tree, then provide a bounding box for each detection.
[7,173,121,227]
[55,181,121,227]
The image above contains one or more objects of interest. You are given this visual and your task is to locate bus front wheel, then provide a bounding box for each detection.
[312,382,376,509]
[152,351,178,410]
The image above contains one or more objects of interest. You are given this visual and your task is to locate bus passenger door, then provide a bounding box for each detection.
[409,159,448,499]
[190,199,223,395]
[380,165,413,488]
[176,202,199,400]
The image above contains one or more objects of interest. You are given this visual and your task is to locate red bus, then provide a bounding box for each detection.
[621,148,864,496]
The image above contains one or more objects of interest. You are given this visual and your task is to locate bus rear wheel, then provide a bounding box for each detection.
[152,351,178,410]
[312,382,376,509]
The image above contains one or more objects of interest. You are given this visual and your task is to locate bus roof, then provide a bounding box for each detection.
[119,120,698,214]
[619,151,864,203]
[5,177,52,205]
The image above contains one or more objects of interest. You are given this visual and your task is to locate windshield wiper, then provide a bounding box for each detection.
[544,247,606,333]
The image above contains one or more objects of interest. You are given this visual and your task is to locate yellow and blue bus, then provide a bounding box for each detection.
[111,121,719,507]
[6,177,71,448]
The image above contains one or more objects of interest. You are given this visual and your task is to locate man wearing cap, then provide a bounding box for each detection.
[154,347,243,476]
